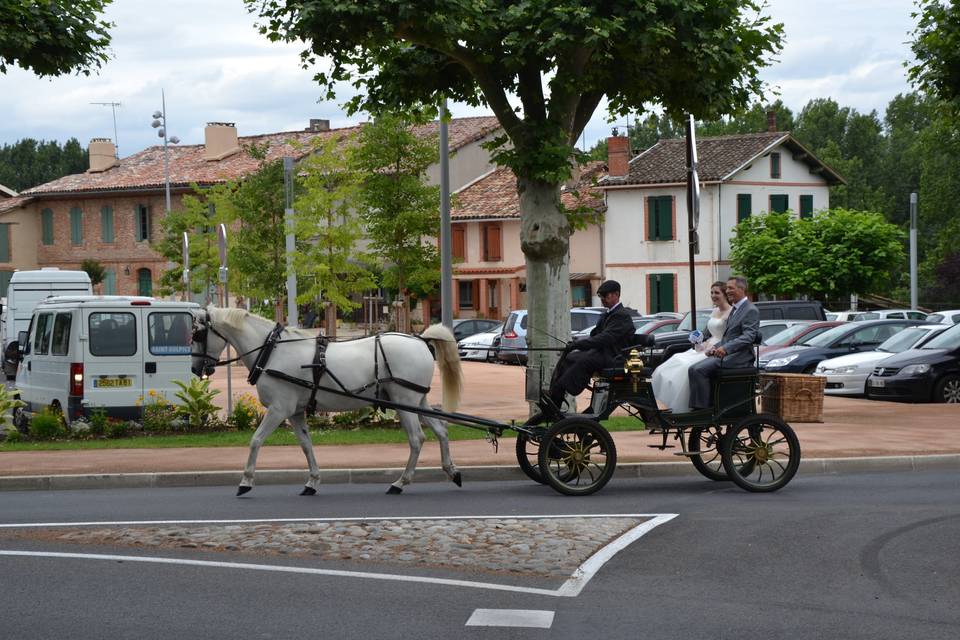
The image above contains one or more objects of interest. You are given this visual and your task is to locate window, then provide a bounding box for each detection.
[770,194,789,213]
[70,207,83,245]
[33,313,54,355]
[571,281,590,307]
[482,223,502,261]
[137,268,152,297]
[103,269,117,295]
[0,223,9,262]
[41,208,54,245]
[149,312,193,355]
[89,312,137,356]
[736,194,752,223]
[458,280,474,309]
[770,152,781,179]
[647,195,673,240]
[101,206,114,242]
[799,195,813,219]
[51,312,72,356]
[452,225,466,261]
[135,204,152,242]
[648,273,675,313]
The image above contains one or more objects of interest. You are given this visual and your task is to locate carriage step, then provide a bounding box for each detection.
[673,450,712,457]
[648,444,675,449]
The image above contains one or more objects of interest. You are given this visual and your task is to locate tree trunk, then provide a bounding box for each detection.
[517,176,571,414]
[324,301,337,338]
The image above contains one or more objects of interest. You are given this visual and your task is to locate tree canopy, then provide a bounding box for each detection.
[0,0,113,77]
[0,138,88,191]
[908,0,960,122]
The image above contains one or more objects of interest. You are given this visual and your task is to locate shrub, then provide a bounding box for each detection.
[316,407,400,431]
[29,408,66,440]
[230,393,263,431]
[173,378,221,430]
[107,420,130,439]
[88,407,108,437]
[142,393,178,432]
[3,427,21,443]
[0,386,25,433]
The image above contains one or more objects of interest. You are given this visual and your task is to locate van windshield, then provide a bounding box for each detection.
[149,312,193,355]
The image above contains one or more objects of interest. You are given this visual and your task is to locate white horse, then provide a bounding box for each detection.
[191,307,463,496]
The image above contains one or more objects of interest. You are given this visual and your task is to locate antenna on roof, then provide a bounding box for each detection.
[91,101,122,158]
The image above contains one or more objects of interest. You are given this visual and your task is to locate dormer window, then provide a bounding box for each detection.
[770,152,781,179]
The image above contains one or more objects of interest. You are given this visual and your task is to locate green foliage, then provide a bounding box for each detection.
[908,0,960,123]
[3,428,21,443]
[81,259,106,287]
[0,385,25,432]
[29,408,66,440]
[731,209,905,300]
[172,378,221,430]
[309,407,400,431]
[229,393,263,431]
[156,186,230,300]
[107,420,130,439]
[88,407,108,437]
[0,0,114,77]
[0,138,88,192]
[142,393,179,432]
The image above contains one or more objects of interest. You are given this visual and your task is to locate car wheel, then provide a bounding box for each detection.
[934,374,960,404]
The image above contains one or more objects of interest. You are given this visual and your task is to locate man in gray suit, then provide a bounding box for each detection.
[688,276,760,410]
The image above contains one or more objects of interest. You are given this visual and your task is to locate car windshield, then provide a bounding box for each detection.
[926,314,944,323]
[921,323,960,350]
[802,324,852,347]
[678,310,713,331]
[766,323,815,346]
[877,327,932,353]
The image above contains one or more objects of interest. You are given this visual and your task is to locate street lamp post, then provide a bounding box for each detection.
[150,90,180,213]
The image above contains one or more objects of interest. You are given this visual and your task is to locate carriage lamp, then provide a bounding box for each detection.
[624,349,645,374]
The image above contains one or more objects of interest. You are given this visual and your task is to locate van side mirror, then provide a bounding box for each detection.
[17,331,29,357]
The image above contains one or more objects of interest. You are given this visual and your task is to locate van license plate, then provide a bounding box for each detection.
[94,378,133,388]
[870,378,885,388]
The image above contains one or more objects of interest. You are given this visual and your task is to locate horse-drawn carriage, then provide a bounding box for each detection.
[191,309,800,497]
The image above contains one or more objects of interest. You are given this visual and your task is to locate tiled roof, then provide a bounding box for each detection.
[20,116,502,198]
[601,131,844,186]
[452,161,607,220]
[0,194,35,215]
[0,184,17,198]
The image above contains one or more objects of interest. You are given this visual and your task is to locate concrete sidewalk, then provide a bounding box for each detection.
[2,361,959,490]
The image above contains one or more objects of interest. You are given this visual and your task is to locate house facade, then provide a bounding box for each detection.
[599,130,844,314]
[0,117,502,299]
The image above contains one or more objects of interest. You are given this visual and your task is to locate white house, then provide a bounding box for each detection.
[598,129,844,313]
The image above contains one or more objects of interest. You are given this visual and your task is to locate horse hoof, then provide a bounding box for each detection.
[236,485,252,496]
[300,486,317,496]
[386,485,403,495]
[453,472,462,487]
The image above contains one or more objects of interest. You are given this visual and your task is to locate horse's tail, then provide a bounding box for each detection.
[421,324,462,412]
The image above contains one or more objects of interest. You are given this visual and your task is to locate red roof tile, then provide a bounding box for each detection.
[0,194,35,214]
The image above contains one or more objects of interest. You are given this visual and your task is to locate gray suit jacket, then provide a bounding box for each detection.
[718,299,760,368]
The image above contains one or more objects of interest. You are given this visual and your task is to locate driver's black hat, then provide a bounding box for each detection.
[596,280,621,295]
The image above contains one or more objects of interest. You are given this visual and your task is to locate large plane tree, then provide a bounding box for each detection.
[245,0,783,381]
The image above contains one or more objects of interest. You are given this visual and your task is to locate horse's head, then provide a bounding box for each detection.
[191,308,228,378]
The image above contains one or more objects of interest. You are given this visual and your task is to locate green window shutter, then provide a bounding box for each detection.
[146,206,152,242]
[800,195,814,219]
[135,205,143,241]
[103,269,117,295]
[649,273,675,313]
[737,194,752,223]
[770,152,781,178]
[101,206,114,242]
[137,268,152,296]
[0,224,9,262]
[70,207,83,244]
[646,197,656,240]
[649,196,673,240]
[770,194,789,213]
[41,208,54,245]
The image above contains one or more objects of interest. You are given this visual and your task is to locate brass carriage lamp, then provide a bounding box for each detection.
[624,349,645,393]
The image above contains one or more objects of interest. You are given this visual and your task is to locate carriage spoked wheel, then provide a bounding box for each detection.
[515,427,547,484]
[720,414,801,492]
[687,426,729,481]
[537,417,617,496]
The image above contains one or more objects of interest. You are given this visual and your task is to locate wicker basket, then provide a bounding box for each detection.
[760,373,826,423]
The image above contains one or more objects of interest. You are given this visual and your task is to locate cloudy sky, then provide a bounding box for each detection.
[0,0,919,160]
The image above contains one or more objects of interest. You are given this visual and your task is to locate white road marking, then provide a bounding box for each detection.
[0,512,677,598]
[466,609,555,628]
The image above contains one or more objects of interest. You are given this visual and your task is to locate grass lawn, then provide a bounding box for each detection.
[0,416,645,452]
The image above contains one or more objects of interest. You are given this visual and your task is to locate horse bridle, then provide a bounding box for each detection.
[192,309,231,377]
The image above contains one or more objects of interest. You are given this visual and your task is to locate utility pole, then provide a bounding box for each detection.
[91,101,121,157]
[283,157,298,327]
[910,192,918,310]
[439,99,453,330]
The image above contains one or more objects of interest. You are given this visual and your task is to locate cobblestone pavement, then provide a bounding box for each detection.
[15,517,647,577]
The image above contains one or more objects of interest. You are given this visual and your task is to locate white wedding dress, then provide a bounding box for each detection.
[651,310,728,412]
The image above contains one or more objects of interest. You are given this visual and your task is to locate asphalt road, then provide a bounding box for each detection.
[1,470,958,639]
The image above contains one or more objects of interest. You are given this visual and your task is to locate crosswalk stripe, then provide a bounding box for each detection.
[465,609,554,628]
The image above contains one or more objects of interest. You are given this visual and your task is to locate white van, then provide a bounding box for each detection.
[14,296,199,425]
[2,268,93,378]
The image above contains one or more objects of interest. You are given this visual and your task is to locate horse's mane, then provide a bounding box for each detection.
[212,306,314,337]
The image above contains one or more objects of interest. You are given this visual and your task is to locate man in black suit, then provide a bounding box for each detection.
[688,276,760,410]
[544,280,637,415]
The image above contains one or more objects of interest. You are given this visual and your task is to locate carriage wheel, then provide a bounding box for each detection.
[687,426,729,481]
[537,417,617,496]
[720,414,801,493]
[515,427,547,484]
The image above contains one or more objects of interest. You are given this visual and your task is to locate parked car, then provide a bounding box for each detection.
[760,319,924,374]
[633,316,681,336]
[754,299,827,321]
[451,318,501,342]
[852,309,928,321]
[759,321,845,357]
[759,319,815,344]
[826,310,860,322]
[457,323,503,361]
[647,308,714,368]
[815,324,948,395]
[866,322,960,403]
[498,308,604,364]
[925,309,960,325]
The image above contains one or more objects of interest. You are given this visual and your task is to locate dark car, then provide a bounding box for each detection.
[754,299,827,321]
[866,322,960,403]
[760,319,924,374]
[451,318,501,342]
[758,321,845,357]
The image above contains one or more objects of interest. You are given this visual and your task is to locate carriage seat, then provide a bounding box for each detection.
[717,366,759,378]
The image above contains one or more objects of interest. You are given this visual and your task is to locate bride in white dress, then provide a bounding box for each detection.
[651,282,731,412]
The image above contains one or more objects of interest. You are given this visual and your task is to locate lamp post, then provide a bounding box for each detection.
[150,89,180,213]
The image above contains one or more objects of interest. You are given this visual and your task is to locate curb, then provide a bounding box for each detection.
[1,454,958,492]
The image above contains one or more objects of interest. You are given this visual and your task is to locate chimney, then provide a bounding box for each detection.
[767,110,777,132]
[87,138,118,173]
[204,122,240,161]
[607,135,630,178]
[306,118,330,132]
